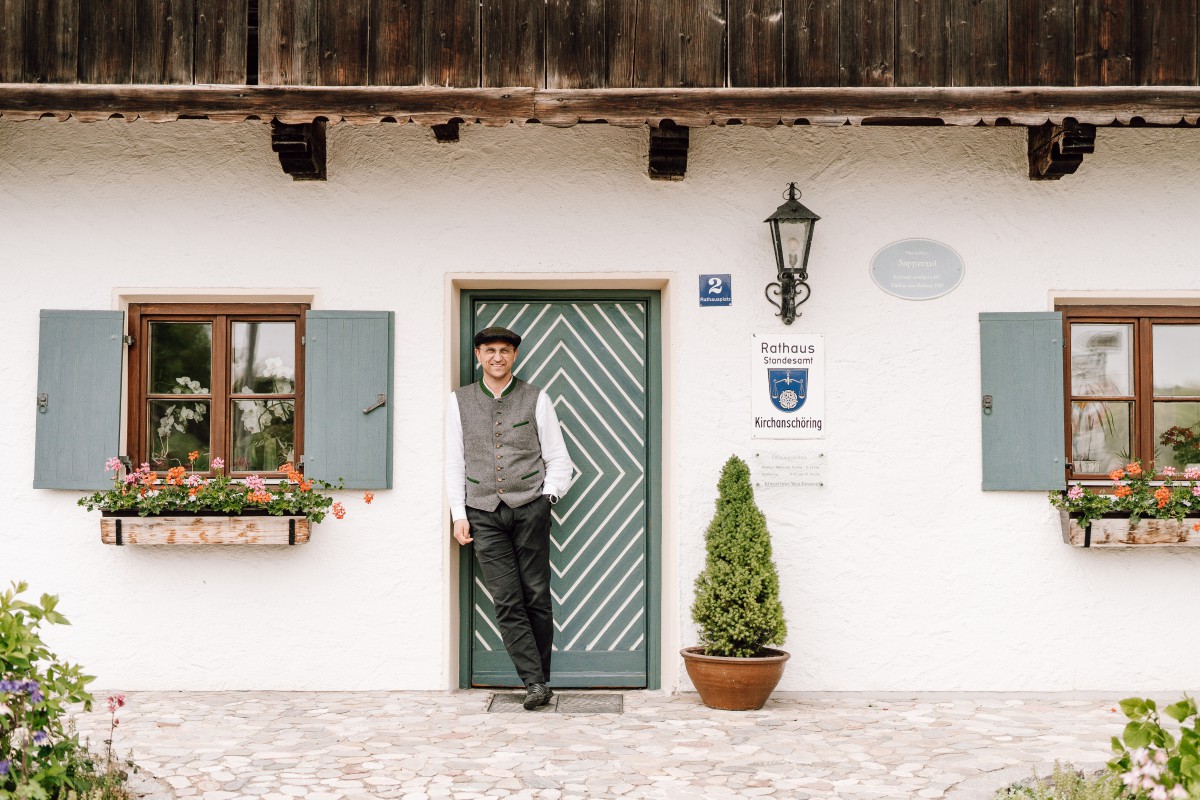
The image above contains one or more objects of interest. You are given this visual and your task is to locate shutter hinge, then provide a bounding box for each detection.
[301,335,306,346]
[122,334,135,346]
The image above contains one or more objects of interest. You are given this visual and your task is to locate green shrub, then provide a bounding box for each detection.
[993,762,1125,800]
[1,582,100,799]
[1108,695,1200,799]
[691,456,787,658]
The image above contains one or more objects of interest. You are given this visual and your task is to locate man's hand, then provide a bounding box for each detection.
[452,519,473,545]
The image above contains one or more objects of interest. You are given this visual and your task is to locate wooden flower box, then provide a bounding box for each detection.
[100,512,310,546]
[1059,510,1199,548]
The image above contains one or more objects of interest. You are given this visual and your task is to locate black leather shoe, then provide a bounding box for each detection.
[522,683,554,710]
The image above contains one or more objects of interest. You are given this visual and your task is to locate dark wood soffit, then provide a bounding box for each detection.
[6,85,1200,126]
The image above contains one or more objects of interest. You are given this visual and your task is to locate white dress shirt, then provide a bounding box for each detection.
[445,378,573,522]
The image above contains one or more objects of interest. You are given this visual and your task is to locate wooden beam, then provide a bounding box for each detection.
[1028,120,1096,180]
[432,119,460,142]
[271,118,326,180]
[4,84,1200,127]
[648,120,688,180]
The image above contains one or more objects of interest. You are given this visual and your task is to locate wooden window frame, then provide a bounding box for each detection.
[127,303,307,476]
[1059,304,1200,479]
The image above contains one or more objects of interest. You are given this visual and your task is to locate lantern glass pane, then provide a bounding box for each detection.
[777,220,812,270]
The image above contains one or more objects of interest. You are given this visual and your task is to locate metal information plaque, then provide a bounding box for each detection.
[870,238,964,300]
[751,449,826,490]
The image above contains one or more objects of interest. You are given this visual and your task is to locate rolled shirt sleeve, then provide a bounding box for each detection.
[536,391,573,498]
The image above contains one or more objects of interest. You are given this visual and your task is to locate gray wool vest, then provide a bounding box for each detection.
[455,378,546,512]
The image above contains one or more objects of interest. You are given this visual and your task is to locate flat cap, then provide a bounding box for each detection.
[474,326,522,348]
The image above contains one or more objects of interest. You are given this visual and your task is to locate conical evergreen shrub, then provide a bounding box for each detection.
[691,455,787,658]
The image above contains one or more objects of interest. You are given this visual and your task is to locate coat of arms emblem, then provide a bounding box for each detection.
[768,369,808,413]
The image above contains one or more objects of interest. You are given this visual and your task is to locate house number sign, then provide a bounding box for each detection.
[870,238,964,300]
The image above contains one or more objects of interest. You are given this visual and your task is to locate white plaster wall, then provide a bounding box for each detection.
[1,117,1198,692]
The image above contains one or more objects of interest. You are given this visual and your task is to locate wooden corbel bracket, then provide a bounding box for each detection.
[271,119,327,181]
[648,120,689,181]
[432,120,461,143]
[1028,121,1096,180]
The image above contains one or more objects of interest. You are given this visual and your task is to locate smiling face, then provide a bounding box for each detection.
[475,341,518,385]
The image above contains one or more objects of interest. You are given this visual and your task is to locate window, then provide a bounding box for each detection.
[1061,305,1200,479]
[35,307,393,490]
[127,304,306,475]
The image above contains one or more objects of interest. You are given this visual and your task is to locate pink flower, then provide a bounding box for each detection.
[245,475,265,491]
[106,694,125,713]
[123,473,137,485]
[105,456,122,473]
[1192,485,1200,497]
[211,457,225,470]
[185,474,203,488]
[1163,466,1177,477]
[1067,485,1084,501]
[1186,467,1200,480]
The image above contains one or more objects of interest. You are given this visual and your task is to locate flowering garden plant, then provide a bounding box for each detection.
[78,454,349,523]
[1108,695,1200,800]
[1050,460,1200,530]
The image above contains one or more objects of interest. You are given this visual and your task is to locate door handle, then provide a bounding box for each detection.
[363,394,387,414]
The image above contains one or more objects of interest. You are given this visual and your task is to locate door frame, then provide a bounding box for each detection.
[456,289,663,690]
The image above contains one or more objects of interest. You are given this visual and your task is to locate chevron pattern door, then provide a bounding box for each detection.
[464,294,655,687]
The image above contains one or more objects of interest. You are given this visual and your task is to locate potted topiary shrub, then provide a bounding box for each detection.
[682,455,789,710]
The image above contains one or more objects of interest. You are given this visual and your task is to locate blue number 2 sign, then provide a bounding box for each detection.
[699,274,732,307]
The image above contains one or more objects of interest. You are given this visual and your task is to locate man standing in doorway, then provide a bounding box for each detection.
[445,326,573,710]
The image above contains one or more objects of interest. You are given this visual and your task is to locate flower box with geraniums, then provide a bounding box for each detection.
[78,454,366,546]
[1051,460,1200,548]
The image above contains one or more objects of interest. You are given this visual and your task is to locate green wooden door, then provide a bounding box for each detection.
[461,292,659,688]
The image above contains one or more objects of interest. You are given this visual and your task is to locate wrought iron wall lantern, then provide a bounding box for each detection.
[764,183,821,324]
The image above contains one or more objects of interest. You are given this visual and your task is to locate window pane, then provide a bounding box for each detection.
[1155,402,1200,469]
[1070,401,1131,473]
[1153,325,1200,396]
[1070,323,1133,396]
[148,400,211,470]
[231,400,295,472]
[231,322,296,394]
[149,322,212,394]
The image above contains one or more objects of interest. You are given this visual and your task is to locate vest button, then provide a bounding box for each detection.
[495,444,501,449]
[495,432,501,438]
[496,454,501,460]
[496,466,502,471]
[495,421,501,426]
[498,478,505,482]
[498,489,505,494]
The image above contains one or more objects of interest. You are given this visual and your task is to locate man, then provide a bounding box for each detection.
[445,326,573,710]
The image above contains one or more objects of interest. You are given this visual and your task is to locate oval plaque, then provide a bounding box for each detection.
[870,238,964,300]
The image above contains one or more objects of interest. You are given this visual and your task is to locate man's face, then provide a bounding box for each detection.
[476,341,518,382]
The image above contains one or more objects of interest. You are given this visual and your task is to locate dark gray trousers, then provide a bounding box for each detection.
[468,494,554,686]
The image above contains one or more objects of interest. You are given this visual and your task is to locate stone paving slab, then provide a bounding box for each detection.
[73,691,1128,800]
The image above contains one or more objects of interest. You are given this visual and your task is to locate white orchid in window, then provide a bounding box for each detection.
[152,376,210,468]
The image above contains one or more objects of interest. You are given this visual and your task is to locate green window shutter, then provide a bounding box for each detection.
[304,311,394,490]
[34,310,125,489]
[980,312,1066,490]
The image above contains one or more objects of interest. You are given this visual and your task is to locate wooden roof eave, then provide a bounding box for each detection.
[5,84,1200,128]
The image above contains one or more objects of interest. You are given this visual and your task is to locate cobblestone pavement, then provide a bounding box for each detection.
[75,691,1125,800]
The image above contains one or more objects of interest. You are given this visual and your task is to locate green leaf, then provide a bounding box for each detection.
[1120,697,1149,720]
[1124,720,1153,748]
[1168,699,1197,722]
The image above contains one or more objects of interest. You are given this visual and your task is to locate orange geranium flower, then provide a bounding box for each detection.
[363,492,374,504]
[299,480,312,492]
[1114,485,1132,498]
[1125,462,1143,477]
[332,502,346,519]
[166,466,187,486]
[279,462,294,474]
[1109,469,1126,481]
[188,450,200,463]
[248,490,272,504]
[140,471,159,487]
[1155,486,1172,507]
[188,487,199,498]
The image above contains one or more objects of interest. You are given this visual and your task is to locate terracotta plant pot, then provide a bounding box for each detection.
[680,646,790,710]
